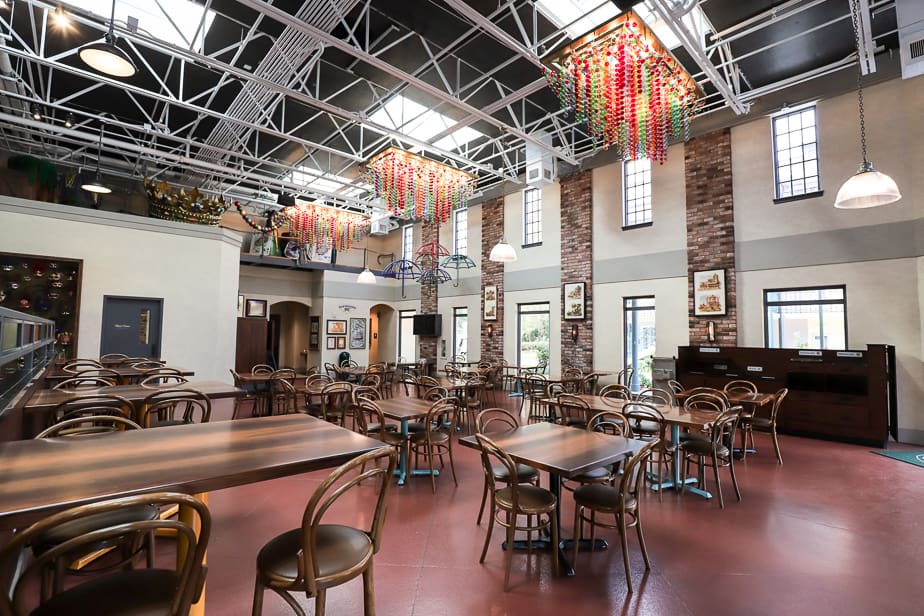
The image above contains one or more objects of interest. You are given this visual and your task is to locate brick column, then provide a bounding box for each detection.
[560,170,593,369]
[419,220,439,367]
[480,196,505,363]
[685,128,737,345]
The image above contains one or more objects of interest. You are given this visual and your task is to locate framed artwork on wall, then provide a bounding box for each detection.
[349,318,366,349]
[336,336,346,349]
[693,269,727,316]
[326,319,347,335]
[326,337,336,350]
[483,285,498,321]
[563,282,586,320]
[245,298,267,318]
[309,316,320,351]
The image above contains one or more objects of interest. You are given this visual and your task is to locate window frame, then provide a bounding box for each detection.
[623,296,655,392]
[522,188,542,247]
[452,306,468,360]
[763,285,847,350]
[516,302,550,372]
[771,105,823,203]
[401,224,414,262]
[453,208,468,256]
[622,158,653,229]
[397,309,417,362]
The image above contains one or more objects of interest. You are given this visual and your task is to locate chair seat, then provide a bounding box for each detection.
[256,525,373,586]
[633,420,660,435]
[31,569,182,616]
[573,483,637,512]
[570,466,612,484]
[491,463,539,483]
[495,485,556,514]
[32,504,159,551]
[741,416,772,429]
[381,431,407,447]
[409,430,449,445]
[367,422,399,433]
[682,439,730,458]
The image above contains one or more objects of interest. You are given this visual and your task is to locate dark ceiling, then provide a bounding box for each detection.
[0,0,904,212]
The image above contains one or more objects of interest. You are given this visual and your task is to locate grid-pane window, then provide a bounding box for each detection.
[452,307,468,360]
[453,208,467,255]
[402,225,414,262]
[517,303,550,372]
[624,296,655,391]
[773,107,820,199]
[764,286,846,350]
[523,188,542,246]
[398,310,416,361]
[623,158,652,227]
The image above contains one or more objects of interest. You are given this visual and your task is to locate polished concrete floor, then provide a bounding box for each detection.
[203,393,922,616]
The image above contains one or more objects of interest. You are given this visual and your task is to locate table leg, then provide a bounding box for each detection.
[649,425,711,498]
[394,419,440,485]
[179,492,208,616]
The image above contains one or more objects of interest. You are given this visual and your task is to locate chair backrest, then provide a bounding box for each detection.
[37,414,142,438]
[580,372,601,395]
[667,379,685,394]
[352,385,381,403]
[474,433,538,514]
[422,386,449,402]
[99,353,129,363]
[252,364,274,375]
[131,360,167,370]
[359,373,381,389]
[353,399,386,437]
[271,368,297,381]
[684,387,729,406]
[70,367,124,384]
[620,440,659,502]
[557,393,591,424]
[52,376,116,390]
[323,362,339,380]
[48,394,134,428]
[0,492,210,616]
[418,375,440,389]
[635,387,674,407]
[546,382,565,398]
[306,365,321,376]
[269,377,299,414]
[523,374,548,396]
[306,373,333,388]
[139,374,189,387]
[616,367,634,387]
[465,380,487,409]
[683,391,727,413]
[320,382,353,421]
[61,359,103,373]
[298,448,397,598]
[562,366,583,379]
[724,379,758,394]
[708,406,743,450]
[768,388,789,422]
[586,411,633,437]
[476,408,520,434]
[425,398,459,433]
[139,388,211,427]
[599,383,632,400]
[622,401,667,439]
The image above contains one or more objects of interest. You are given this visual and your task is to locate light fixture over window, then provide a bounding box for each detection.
[357,248,376,284]
[834,0,900,209]
[80,126,111,194]
[488,237,517,263]
[78,0,138,78]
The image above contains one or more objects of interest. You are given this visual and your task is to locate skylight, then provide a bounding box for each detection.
[368,95,485,152]
[288,168,368,199]
[66,0,215,51]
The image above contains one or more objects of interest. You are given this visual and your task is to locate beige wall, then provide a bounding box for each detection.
[504,183,561,271]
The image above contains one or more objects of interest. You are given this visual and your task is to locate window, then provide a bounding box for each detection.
[523,188,542,246]
[764,286,846,350]
[623,158,652,227]
[624,297,655,392]
[398,310,416,361]
[517,303,550,372]
[402,225,414,262]
[773,106,821,200]
[453,208,467,256]
[452,307,468,360]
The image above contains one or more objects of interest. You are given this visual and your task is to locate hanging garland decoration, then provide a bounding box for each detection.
[282,202,370,252]
[235,201,288,233]
[542,12,701,163]
[364,147,476,225]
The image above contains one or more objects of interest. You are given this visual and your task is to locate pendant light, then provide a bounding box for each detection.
[81,126,111,194]
[78,0,137,78]
[357,248,376,284]
[834,0,900,209]
[488,236,517,262]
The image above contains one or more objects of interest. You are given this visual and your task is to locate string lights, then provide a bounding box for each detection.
[543,12,700,163]
[282,202,370,251]
[365,147,476,224]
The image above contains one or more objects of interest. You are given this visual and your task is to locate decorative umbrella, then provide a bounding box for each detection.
[441,254,477,287]
[418,267,452,286]
[415,241,451,270]
[382,259,422,299]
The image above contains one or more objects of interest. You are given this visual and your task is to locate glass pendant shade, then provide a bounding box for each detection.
[79,33,137,78]
[80,172,111,194]
[834,162,901,209]
[357,268,376,284]
[488,238,517,262]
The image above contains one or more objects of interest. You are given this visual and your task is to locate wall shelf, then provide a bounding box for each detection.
[0,306,56,416]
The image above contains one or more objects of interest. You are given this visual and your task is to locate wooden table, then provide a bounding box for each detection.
[459,422,644,576]
[0,414,387,615]
[374,397,437,485]
[42,365,196,385]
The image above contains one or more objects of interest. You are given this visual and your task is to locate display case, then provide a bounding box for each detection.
[0,306,56,415]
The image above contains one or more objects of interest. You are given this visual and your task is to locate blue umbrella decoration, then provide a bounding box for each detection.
[382,258,423,299]
[440,254,477,287]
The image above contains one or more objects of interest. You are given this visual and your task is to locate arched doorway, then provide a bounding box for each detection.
[268,300,311,370]
[369,304,397,365]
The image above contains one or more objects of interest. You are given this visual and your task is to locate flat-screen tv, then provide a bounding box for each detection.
[413,313,442,337]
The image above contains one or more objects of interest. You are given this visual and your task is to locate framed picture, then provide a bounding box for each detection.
[237,294,244,317]
[694,269,727,316]
[483,285,498,321]
[326,319,347,335]
[310,333,319,349]
[326,337,336,350]
[310,316,319,333]
[336,336,346,349]
[245,298,267,318]
[563,282,586,320]
[349,318,366,349]
[309,316,320,351]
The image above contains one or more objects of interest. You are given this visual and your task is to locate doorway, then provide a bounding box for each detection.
[369,304,397,364]
[517,302,550,372]
[268,301,311,370]
[100,296,163,359]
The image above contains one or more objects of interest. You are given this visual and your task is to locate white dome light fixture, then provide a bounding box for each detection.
[80,126,111,194]
[488,237,517,262]
[357,248,376,284]
[78,0,138,78]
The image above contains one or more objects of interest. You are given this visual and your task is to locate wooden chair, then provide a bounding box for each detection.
[399,373,420,397]
[252,364,275,375]
[571,440,658,593]
[634,387,674,406]
[139,373,189,387]
[554,393,591,429]
[622,402,673,501]
[738,388,789,464]
[138,388,211,427]
[37,414,142,438]
[47,393,134,428]
[61,359,103,373]
[679,407,744,508]
[460,377,487,433]
[67,367,124,385]
[407,398,460,493]
[318,382,353,426]
[130,360,167,370]
[354,399,405,453]
[52,376,116,390]
[251,447,397,616]
[667,379,685,394]
[724,379,758,394]
[268,377,299,416]
[616,367,634,387]
[563,411,634,492]
[230,369,262,418]
[99,353,129,363]
[134,367,184,385]
[474,409,539,525]
[599,383,632,401]
[521,374,549,422]
[475,433,559,591]
[1,493,209,616]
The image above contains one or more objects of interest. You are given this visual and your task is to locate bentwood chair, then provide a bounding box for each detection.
[134,367,184,385]
[635,387,674,407]
[1,493,209,616]
[522,374,549,422]
[679,406,744,509]
[47,393,134,428]
[563,411,634,492]
[99,353,129,363]
[407,398,460,492]
[622,402,673,501]
[475,433,559,591]
[599,383,632,401]
[138,388,211,427]
[61,359,104,373]
[251,447,397,616]
[52,376,116,390]
[252,364,274,375]
[554,393,591,429]
[139,373,189,387]
[318,382,353,426]
[571,439,658,593]
[474,409,540,525]
[724,379,758,395]
[667,379,685,394]
[354,400,405,457]
[230,369,262,418]
[268,377,300,416]
[738,388,789,464]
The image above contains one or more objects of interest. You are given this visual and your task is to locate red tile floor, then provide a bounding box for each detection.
[203,393,923,616]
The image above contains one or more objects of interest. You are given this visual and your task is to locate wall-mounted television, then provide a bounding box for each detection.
[413,313,442,337]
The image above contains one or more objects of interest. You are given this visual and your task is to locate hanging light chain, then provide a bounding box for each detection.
[849,0,868,165]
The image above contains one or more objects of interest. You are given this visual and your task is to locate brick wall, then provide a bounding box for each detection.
[684,128,737,345]
[419,220,439,366]
[480,196,505,363]
[559,170,594,369]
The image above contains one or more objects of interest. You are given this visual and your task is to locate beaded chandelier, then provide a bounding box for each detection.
[543,12,700,163]
[282,202,370,251]
[364,147,476,224]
